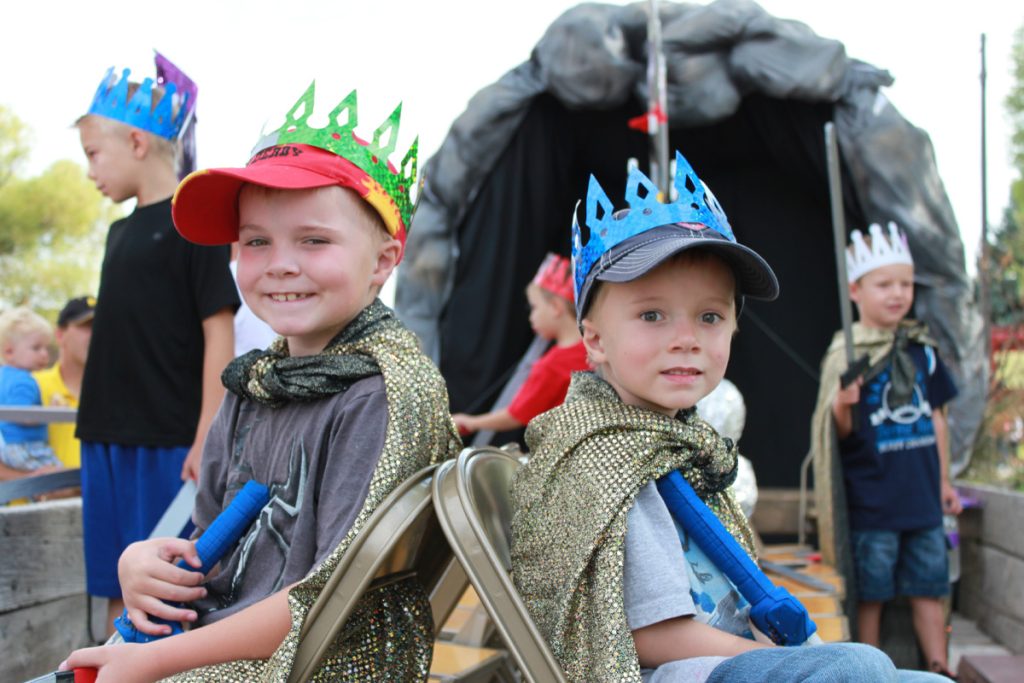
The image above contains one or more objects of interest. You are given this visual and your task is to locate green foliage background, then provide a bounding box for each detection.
[967,23,1024,490]
[0,105,117,320]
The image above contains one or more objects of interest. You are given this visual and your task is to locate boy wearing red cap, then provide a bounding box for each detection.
[64,84,459,681]
[453,253,588,436]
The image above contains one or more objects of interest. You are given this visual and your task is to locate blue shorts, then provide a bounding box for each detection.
[81,441,191,598]
[851,526,950,602]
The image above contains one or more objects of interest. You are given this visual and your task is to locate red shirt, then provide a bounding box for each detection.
[507,341,589,424]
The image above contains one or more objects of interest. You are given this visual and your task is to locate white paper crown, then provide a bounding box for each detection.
[846,221,913,283]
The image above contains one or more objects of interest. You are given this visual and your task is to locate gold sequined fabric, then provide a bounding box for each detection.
[165,307,461,682]
[510,371,754,683]
[810,320,936,565]
[221,298,395,406]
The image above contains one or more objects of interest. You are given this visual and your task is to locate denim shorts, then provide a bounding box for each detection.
[851,526,950,602]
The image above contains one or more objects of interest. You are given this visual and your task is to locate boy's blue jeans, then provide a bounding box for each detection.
[702,643,950,682]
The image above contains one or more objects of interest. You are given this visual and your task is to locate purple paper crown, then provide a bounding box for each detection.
[87,66,192,140]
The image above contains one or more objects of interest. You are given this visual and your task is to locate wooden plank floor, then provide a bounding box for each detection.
[761,544,849,642]
[430,641,507,682]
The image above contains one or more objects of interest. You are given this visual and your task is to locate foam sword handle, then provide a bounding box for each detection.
[114,480,271,643]
[656,471,817,646]
[188,480,270,575]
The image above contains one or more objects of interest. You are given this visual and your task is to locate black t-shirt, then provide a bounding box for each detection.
[839,343,957,531]
[76,199,239,447]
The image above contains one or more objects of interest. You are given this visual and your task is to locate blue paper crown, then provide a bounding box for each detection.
[571,150,736,302]
[87,67,190,140]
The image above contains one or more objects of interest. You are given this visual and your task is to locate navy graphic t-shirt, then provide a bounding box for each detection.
[839,343,957,531]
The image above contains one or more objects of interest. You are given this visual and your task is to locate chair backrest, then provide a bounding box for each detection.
[433,447,567,683]
[288,464,457,683]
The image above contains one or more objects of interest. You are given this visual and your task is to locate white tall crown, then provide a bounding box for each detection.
[846,221,913,283]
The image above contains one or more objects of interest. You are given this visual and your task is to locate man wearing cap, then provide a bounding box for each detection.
[33,296,96,469]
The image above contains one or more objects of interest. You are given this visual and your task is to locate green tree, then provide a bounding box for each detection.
[970,23,1024,490]
[0,105,30,186]
[0,105,115,317]
[988,24,1024,326]
[1009,23,1024,234]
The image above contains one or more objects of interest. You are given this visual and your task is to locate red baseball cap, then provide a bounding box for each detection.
[171,143,407,252]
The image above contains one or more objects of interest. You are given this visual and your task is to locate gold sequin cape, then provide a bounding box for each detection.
[810,320,936,565]
[166,304,461,682]
[510,371,755,683]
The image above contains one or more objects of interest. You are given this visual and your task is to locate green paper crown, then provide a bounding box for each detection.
[274,83,418,230]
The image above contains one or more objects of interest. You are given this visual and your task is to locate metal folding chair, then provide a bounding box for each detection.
[432,447,566,683]
[289,464,496,682]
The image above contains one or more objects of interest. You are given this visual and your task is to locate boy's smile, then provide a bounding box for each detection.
[850,263,914,331]
[237,185,398,357]
[582,254,737,416]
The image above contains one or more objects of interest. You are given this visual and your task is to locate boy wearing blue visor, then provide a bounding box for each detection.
[509,152,950,683]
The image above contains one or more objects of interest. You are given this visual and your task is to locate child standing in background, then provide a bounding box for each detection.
[453,253,588,436]
[74,60,238,633]
[812,222,960,677]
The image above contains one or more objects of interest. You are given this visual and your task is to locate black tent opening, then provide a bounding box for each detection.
[441,92,867,487]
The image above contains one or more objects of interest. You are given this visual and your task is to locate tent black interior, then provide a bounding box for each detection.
[398,0,985,489]
[440,92,866,487]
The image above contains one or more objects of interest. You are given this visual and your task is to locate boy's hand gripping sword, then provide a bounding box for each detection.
[112,479,271,643]
[824,122,870,389]
[23,483,270,682]
[657,471,820,646]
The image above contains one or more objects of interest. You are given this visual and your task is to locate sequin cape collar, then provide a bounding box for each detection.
[510,371,754,683]
[810,319,936,566]
[165,305,461,682]
[221,298,397,406]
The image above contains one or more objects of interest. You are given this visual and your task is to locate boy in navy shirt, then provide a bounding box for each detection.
[819,222,960,677]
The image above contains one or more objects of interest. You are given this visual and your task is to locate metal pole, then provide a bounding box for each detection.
[824,122,856,367]
[979,33,992,360]
[646,0,670,197]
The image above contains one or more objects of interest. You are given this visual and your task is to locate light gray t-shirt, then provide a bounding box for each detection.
[624,481,754,682]
[190,375,387,625]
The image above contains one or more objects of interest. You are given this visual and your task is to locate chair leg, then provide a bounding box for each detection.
[494,660,520,683]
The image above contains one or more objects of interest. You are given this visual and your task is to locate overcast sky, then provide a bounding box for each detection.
[3,0,1021,274]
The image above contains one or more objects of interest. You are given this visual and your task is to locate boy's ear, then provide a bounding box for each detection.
[580,319,607,366]
[128,128,150,159]
[848,281,860,304]
[371,238,402,286]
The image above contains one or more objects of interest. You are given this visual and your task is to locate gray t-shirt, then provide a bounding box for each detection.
[190,375,387,625]
[624,482,753,682]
